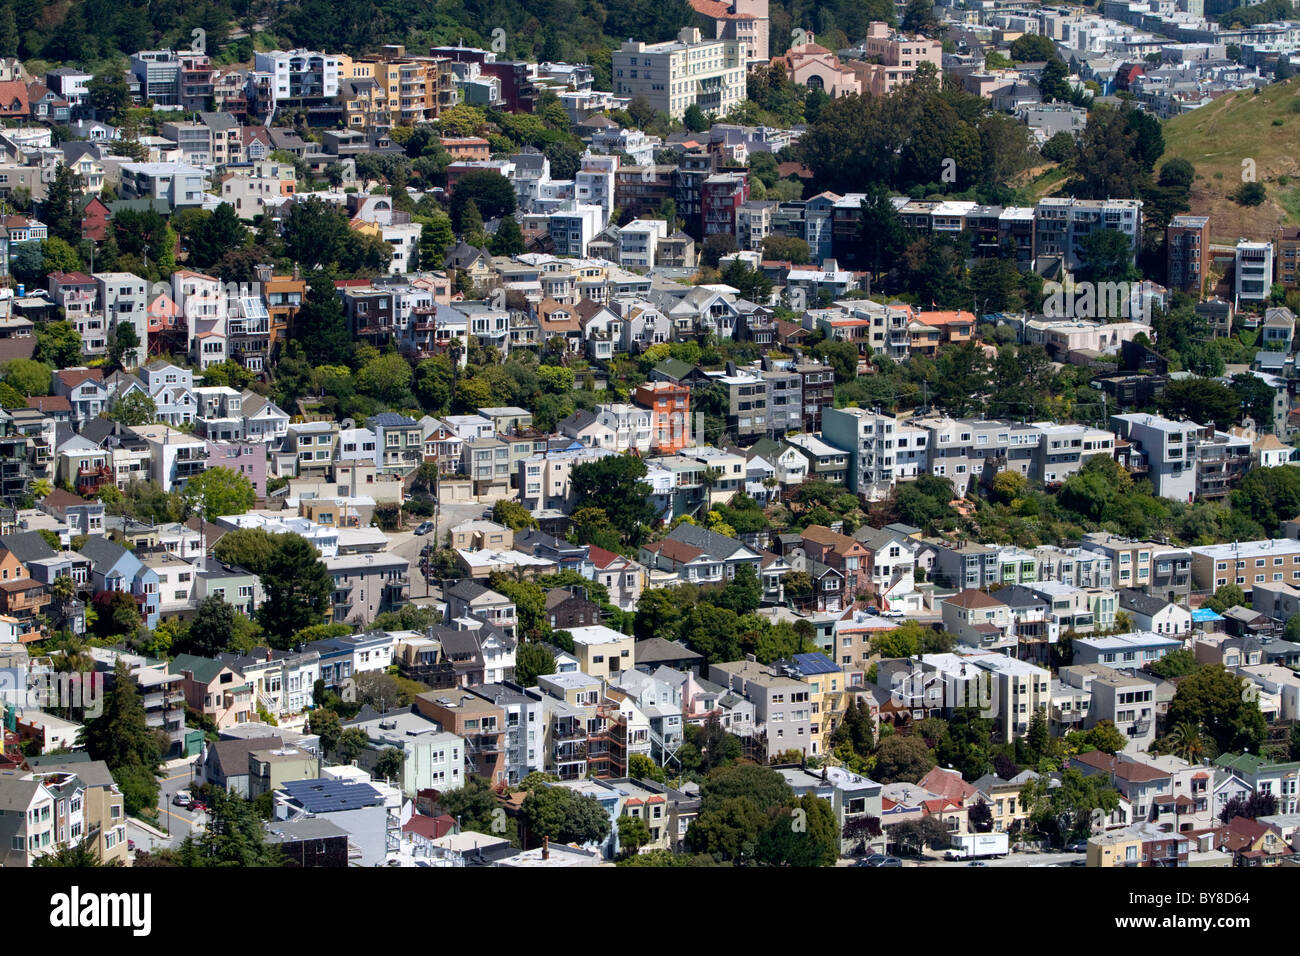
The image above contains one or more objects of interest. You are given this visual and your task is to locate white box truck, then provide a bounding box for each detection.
[945,832,1009,860]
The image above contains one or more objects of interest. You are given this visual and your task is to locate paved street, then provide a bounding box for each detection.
[389,498,498,601]
[129,763,206,855]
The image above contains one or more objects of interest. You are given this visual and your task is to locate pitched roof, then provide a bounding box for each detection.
[944,589,1007,610]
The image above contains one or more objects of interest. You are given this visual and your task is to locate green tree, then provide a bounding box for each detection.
[107,391,157,426]
[514,641,556,686]
[298,272,352,366]
[873,734,935,783]
[1148,648,1199,678]
[617,814,652,857]
[189,203,250,268]
[182,466,256,519]
[355,353,414,406]
[715,563,762,616]
[686,795,769,861]
[34,834,123,867]
[1158,377,1241,431]
[178,596,237,657]
[522,786,612,846]
[308,708,342,754]
[436,777,504,834]
[699,762,794,814]
[755,793,839,866]
[172,787,284,866]
[3,358,51,396]
[570,454,655,542]
[334,726,370,764]
[450,170,516,231]
[42,163,84,245]
[1232,467,1300,535]
[104,319,142,373]
[257,535,333,645]
[1167,663,1267,754]
[492,499,539,531]
[489,215,526,256]
[213,527,278,575]
[34,320,83,368]
[1202,583,1247,614]
[1020,767,1119,844]
[281,196,351,271]
[78,661,166,815]
[88,71,131,122]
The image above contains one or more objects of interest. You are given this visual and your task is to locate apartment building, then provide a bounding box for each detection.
[250,49,344,113]
[1235,239,1274,303]
[324,552,409,627]
[118,162,206,208]
[710,658,813,758]
[413,690,507,786]
[821,406,900,497]
[1109,413,1202,502]
[1033,197,1142,272]
[612,28,746,121]
[1191,539,1300,596]
[1166,214,1209,294]
[1278,226,1300,291]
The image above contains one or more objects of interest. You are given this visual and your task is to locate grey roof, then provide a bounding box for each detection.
[0,531,57,564]
[77,535,130,574]
[1118,588,1175,616]
[206,736,283,776]
[664,522,749,559]
[634,637,703,665]
[266,818,349,843]
[444,579,492,602]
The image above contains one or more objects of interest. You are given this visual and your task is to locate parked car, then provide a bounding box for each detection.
[878,857,903,867]
[881,608,905,618]
[856,853,888,867]
[172,790,192,808]
[967,860,988,867]
[414,522,435,536]
[1066,841,1087,853]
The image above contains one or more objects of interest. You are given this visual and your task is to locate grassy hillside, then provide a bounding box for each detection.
[1160,78,1300,243]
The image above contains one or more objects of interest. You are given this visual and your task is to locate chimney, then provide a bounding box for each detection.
[542,835,549,860]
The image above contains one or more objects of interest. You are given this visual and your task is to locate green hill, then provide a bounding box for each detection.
[1159,78,1300,243]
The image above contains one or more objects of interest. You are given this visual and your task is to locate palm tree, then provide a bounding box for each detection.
[50,574,75,622]
[1166,720,1214,763]
[31,478,52,499]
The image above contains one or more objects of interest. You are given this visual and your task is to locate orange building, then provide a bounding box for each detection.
[634,381,692,454]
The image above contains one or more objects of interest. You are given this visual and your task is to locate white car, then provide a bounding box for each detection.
[881,609,905,618]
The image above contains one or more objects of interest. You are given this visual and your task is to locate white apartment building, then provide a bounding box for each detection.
[95,272,150,365]
[612,28,747,121]
[1235,239,1274,304]
[251,50,343,109]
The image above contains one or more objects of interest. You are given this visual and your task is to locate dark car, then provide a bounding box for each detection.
[879,857,903,867]
[1066,841,1087,853]
[967,860,988,867]
[855,853,888,867]
[413,521,435,536]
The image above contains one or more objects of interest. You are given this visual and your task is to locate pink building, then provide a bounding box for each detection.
[204,440,267,498]
[851,22,944,97]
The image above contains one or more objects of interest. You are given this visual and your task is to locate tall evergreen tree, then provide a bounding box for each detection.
[298,271,352,365]
[257,534,333,645]
[42,163,83,246]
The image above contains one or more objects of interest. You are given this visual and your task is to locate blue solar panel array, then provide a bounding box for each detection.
[792,652,840,675]
[281,778,384,813]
